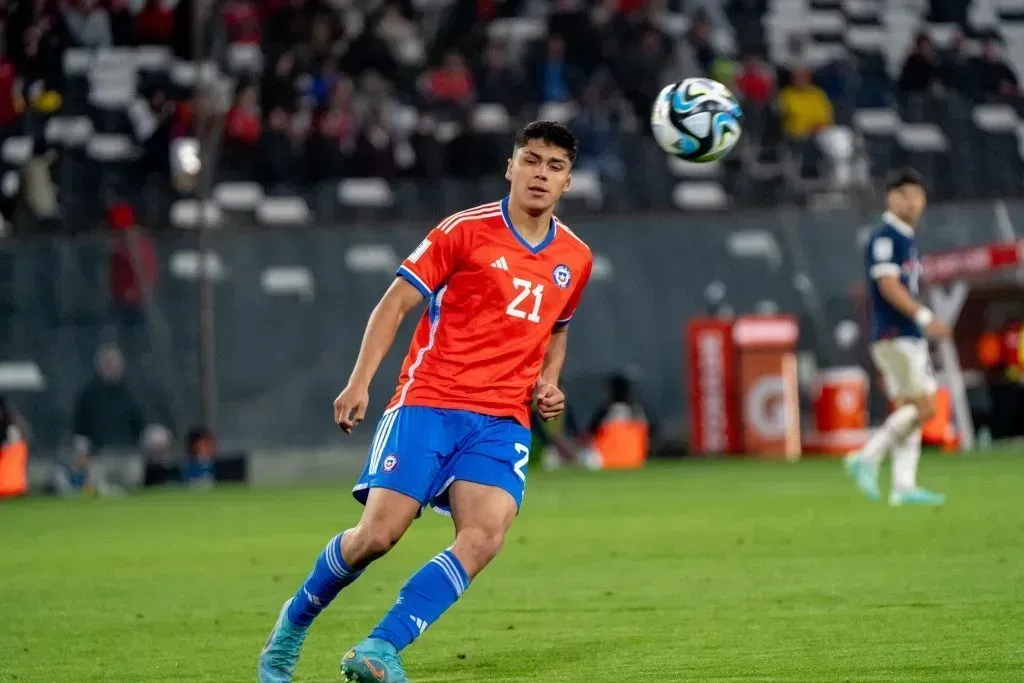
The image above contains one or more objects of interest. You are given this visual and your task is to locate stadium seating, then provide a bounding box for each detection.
[4,0,1024,454]
[0,0,1022,230]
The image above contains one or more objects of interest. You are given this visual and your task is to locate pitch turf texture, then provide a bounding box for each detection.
[3,450,1023,682]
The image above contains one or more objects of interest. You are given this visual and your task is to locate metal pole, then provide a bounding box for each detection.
[194,0,219,431]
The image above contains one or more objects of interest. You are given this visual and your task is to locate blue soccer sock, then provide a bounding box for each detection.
[286,531,364,628]
[369,548,470,651]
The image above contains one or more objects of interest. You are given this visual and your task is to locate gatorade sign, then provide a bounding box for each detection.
[687,315,801,459]
[733,316,801,459]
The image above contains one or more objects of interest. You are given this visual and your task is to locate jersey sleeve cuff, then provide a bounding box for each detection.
[554,316,572,328]
[396,265,432,298]
[869,263,901,279]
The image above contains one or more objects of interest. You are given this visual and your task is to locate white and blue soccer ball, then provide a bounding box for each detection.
[650,78,743,163]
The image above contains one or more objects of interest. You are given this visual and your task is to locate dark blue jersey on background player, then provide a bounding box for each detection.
[845,168,951,506]
[258,121,591,683]
[866,205,924,341]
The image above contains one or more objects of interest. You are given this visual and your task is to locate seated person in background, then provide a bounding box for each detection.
[50,437,119,497]
[182,426,217,489]
[777,66,834,139]
[580,374,650,470]
[141,424,180,488]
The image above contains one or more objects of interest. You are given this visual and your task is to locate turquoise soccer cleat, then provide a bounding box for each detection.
[340,638,409,683]
[889,487,946,507]
[843,452,881,501]
[257,598,308,683]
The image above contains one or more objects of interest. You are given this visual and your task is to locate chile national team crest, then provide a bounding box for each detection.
[553,264,571,289]
[383,453,398,473]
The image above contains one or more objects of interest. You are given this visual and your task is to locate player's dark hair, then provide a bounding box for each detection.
[514,120,579,165]
[885,167,924,193]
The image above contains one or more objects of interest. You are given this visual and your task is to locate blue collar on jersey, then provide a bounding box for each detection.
[882,210,915,237]
[500,195,557,254]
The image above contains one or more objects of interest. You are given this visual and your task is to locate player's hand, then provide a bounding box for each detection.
[334,383,369,434]
[926,319,952,340]
[535,380,565,422]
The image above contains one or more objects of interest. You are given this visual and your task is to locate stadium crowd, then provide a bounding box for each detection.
[0,0,1020,227]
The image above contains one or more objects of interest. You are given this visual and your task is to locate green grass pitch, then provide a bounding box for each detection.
[2,449,1023,682]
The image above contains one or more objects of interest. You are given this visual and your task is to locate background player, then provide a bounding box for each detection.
[845,168,950,506]
[258,121,593,683]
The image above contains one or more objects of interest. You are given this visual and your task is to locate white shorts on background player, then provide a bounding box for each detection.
[869,337,937,399]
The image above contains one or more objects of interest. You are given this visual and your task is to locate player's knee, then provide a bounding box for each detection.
[915,395,936,423]
[347,523,404,563]
[454,527,505,571]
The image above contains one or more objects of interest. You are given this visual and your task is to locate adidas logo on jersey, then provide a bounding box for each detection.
[490,256,509,271]
[409,615,430,634]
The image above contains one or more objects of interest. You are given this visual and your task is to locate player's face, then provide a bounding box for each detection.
[888,184,927,225]
[505,139,572,214]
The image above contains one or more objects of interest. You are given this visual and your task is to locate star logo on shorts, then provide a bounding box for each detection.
[383,453,398,473]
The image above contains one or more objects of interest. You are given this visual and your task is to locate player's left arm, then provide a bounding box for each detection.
[536,256,593,420]
[535,327,568,421]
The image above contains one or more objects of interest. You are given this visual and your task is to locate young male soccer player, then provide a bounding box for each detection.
[258,121,592,683]
[844,168,950,506]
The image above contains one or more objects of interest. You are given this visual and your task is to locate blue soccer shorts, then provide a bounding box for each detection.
[351,406,532,515]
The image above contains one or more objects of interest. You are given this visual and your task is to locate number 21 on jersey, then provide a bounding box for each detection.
[506,278,544,323]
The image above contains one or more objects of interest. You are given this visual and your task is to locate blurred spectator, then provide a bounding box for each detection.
[422,51,475,108]
[735,53,776,106]
[778,66,834,139]
[979,41,1019,97]
[106,0,136,46]
[20,13,68,103]
[409,113,445,179]
[535,36,579,105]
[307,58,342,109]
[223,0,261,45]
[0,56,22,136]
[373,3,425,70]
[682,0,730,31]
[135,0,175,46]
[474,42,522,112]
[630,29,670,102]
[107,202,158,332]
[899,33,940,93]
[572,78,626,183]
[355,107,398,180]
[260,106,306,189]
[71,344,144,456]
[21,137,59,225]
[776,33,807,88]
[62,0,112,49]
[262,52,300,112]
[50,443,121,497]
[687,8,716,74]
[130,88,176,176]
[225,85,262,169]
[309,77,357,179]
[182,426,217,488]
[940,31,975,96]
[141,424,180,487]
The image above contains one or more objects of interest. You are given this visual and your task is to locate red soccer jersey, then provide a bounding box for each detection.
[388,197,593,426]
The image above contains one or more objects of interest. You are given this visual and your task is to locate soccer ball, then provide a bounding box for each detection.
[650,78,743,162]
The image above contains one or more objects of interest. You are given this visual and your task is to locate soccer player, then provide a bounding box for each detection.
[258,121,592,683]
[844,168,950,506]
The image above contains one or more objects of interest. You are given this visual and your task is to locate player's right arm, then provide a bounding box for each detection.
[869,235,949,339]
[334,278,424,432]
[334,222,463,433]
